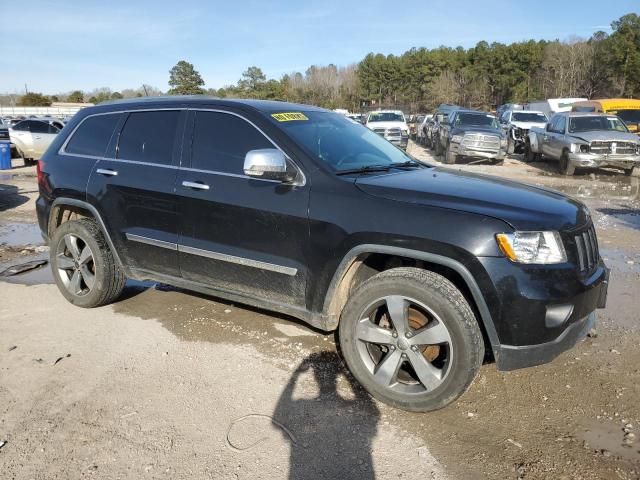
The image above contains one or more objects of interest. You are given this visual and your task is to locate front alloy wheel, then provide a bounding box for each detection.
[339,267,484,412]
[356,295,452,393]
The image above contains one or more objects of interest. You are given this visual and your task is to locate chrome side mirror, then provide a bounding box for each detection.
[243,149,290,181]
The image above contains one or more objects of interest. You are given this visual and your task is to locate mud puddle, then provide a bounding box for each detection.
[539,176,640,201]
[0,222,44,247]
[578,420,640,464]
[114,287,332,363]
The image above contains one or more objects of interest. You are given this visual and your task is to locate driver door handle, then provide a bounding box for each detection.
[182,180,210,190]
[97,168,118,176]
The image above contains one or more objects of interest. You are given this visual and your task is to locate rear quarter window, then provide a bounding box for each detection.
[65,114,121,157]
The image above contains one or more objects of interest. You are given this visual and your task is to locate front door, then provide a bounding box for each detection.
[87,109,187,277]
[176,110,310,307]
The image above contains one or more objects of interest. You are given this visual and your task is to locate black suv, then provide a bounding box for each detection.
[37,97,608,412]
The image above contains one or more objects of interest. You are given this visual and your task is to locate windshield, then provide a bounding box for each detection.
[269,111,419,172]
[455,113,499,129]
[512,112,547,123]
[367,112,404,123]
[615,109,640,124]
[568,116,629,133]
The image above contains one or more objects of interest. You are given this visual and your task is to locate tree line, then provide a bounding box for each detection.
[5,13,639,112]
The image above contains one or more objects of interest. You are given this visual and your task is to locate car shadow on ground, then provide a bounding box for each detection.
[0,184,30,212]
[272,351,379,479]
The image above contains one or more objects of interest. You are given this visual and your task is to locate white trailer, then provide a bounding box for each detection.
[526,98,587,118]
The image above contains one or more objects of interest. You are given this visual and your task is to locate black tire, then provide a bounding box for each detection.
[507,135,515,155]
[559,151,575,176]
[24,158,37,166]
[338,267,484,412]
[434,136,443,156]
[50,218,126,308]
[623,167,635,176]
[492,158,504,166]
[443,143,457,164]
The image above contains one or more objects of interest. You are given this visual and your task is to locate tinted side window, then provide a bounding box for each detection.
[191,111,273,174]
[118,110,180,165]
[12,121,29,132]
[555,116,566,133]
[66,114,120,157]
[30,121,50,134]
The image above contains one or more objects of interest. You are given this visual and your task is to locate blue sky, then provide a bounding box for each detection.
[1,0,637,94]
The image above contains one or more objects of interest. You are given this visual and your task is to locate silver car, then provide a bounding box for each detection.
[9,119,64,165]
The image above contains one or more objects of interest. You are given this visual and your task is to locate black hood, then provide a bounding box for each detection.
[355,167,589,231]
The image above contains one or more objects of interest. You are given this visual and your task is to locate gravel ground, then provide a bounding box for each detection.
[0,149,639,479]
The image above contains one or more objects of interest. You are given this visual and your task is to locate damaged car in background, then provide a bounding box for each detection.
[526,112,640,176]
[499,109,548,154]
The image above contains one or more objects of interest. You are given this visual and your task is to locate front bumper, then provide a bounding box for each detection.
[495,311,596,371]
[388,136,409,148]
[568,152,640,169]
[451,142,505,160]
[477,256,609,371]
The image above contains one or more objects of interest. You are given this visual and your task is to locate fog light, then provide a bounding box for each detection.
[579,144,590,153]
[545,304,574,328]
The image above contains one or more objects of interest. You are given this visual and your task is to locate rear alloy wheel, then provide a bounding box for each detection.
[339,268,484,412]
[50,219,126,308]
[559,152,576,176]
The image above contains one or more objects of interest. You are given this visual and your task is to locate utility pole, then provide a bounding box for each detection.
[24,84,28,95]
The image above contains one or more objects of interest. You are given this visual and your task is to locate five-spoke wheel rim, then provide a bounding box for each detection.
[56,234,96,297]
[355,295,453,394]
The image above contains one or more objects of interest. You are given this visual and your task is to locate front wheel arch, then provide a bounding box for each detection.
[323,245,501,353]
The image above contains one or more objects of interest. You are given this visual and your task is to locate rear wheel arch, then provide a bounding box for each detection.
[323,245,501,353]
[49,198,124,268]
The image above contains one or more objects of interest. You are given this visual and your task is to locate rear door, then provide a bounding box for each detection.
[86,109,187,277]
[31,121,59,158]
[541,116,557,157]
[175,109,310,307]
[550,116,567,158]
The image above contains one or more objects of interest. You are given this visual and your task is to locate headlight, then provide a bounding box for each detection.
[571,143,589,153]
[451,134,463,143]
[496,231,567,264]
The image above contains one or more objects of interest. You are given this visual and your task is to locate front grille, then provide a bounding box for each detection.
[590,141,637,155]
[386,128,401,136]
[373,128,386,136]
[573,225,599,273]
[462,133,500,151]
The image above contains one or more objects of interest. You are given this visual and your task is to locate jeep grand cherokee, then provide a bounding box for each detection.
[36,97,609,412]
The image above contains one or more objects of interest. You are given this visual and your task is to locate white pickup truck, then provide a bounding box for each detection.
[526,111,640,176]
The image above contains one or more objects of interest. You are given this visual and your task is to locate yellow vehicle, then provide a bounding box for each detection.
[572,99,640,133]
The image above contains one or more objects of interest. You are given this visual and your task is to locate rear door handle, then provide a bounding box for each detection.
[96,168,118,176]
[182,180,210,190]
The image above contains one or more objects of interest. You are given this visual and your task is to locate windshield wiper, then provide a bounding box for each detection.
[387,160,424,169]
[336,165,393,175]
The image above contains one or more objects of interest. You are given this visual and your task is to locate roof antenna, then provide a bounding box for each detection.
[142,85,149,97]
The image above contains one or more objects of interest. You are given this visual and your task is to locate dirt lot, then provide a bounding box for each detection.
[0,149,639,480]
